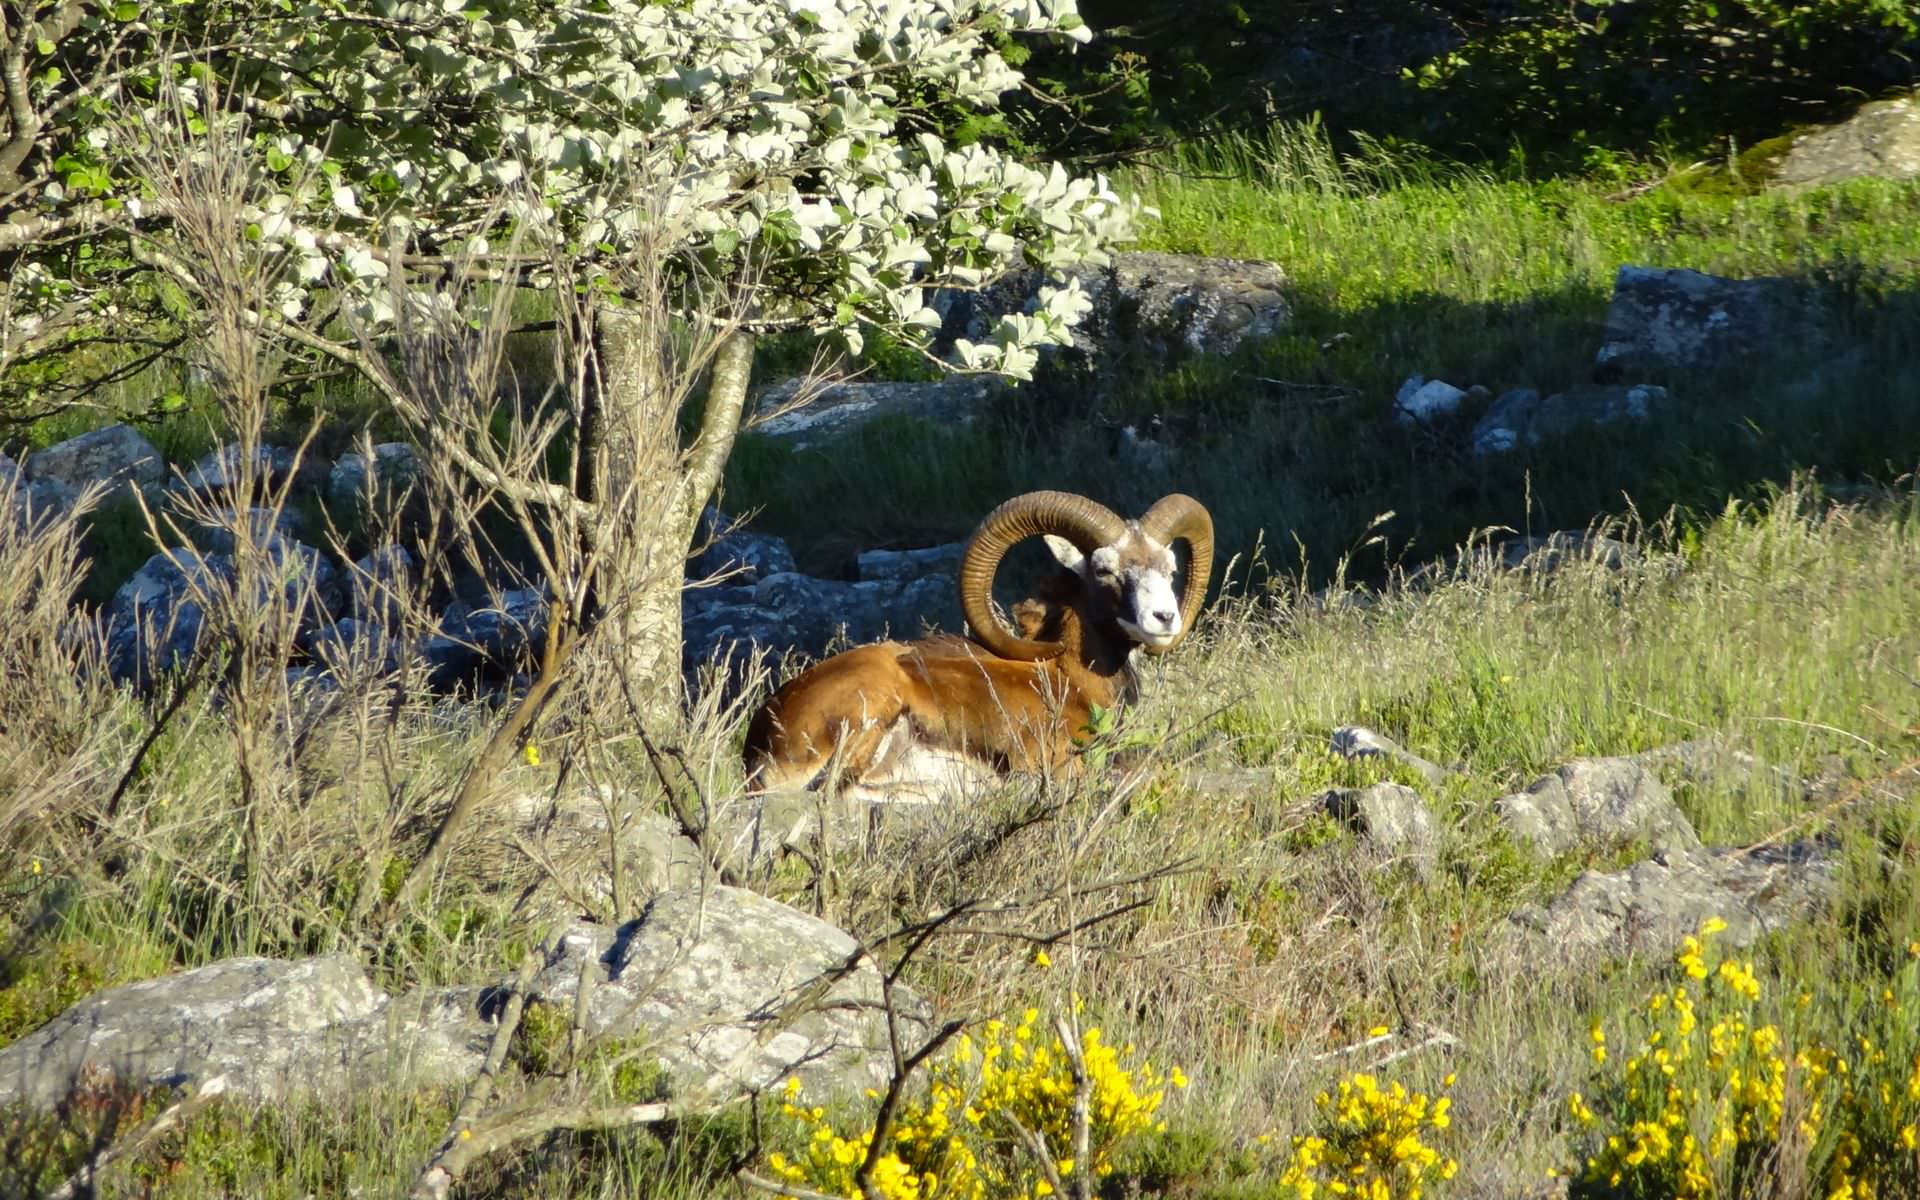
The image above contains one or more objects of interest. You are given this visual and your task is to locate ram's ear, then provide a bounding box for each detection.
[1042,534,1085,572]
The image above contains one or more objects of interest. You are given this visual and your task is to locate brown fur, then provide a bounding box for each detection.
[743,564,1141,793]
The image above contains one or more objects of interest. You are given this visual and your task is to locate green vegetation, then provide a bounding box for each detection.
[6,473,1918,1196]
[724,125,1920,588]
[7,1,1920,1192]
[1008,0,1918,168]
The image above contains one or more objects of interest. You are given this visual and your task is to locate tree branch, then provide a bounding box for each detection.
[0,5,44,189]
[678,327,755,525]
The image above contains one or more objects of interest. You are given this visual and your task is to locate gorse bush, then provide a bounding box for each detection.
[1562,917,1920,1199]
[767,1005,1183,1199]
[1273,1071,1459,1200]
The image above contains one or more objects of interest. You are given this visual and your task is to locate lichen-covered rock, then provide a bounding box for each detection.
[1508,841,1839,963]
[857,542,965,583]
[750,376,1002,449]
[1774,93,1920,189]
[0,956,491,1110]
[24,423,165,504]
[302,618,405,675]
[328,442,422,510]
[507,789,709,920]
[1594,267,1802,371]
[1496,757,1701,857]
[1393,376,1467,426]
[106,545,343,685]
[532,887,929,1097]
[441,587,547,669]
[1321,781,1437,866]
[933,251,1290,364]
[885,574,963,639]
[347,544,418,623]
[748,573,894,653]
[187,506,304,555]
[2,453,81,530]
[172,443,323,495]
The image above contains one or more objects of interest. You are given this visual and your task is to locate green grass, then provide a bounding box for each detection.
[8,120,1920,1197]
[723,125,1920,591]
[6,479,1919,1197]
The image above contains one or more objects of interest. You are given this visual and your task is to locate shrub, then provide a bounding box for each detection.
[1273,1071,1459,1200]
[766,1005,1183,1199]
[1561,918,1920,1198]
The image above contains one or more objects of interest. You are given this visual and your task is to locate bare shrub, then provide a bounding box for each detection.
[0,481,114,852]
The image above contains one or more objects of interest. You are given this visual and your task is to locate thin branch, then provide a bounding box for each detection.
[1054,1016,1093,1200]
[389,618,578,913]
[737,1169,858,1200]
[422,949,542,1157]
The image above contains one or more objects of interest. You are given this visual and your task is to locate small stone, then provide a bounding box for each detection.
[1329,725,1451,786]
[1394,377,1467,426]
[1321,781,1437,866]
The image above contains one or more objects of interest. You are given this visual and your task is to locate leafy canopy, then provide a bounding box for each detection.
[11,0,1142,388]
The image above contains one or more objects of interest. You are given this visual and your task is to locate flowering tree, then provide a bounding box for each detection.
[3,0,1139,720]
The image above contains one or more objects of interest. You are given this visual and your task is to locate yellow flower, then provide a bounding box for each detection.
[1030,948,1052,969]
[1367,1025,1390,1038]
[522,743,542,766]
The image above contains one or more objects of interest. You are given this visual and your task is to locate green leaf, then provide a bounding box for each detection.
[35,38,55,55]
[111,1,139,20]
[710,228,740,256]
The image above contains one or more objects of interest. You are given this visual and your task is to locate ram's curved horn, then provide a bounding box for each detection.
[1138,493,1215,655]
[960,490,1128,661]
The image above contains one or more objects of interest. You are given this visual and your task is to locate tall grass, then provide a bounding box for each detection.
[5,474,1918,1197]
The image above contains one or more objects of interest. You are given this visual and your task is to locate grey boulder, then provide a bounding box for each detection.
[1508,841,1839,964]
[0,955,491,1110]
[328,442,422,510]
[857,542,965,583]
[1496,757,1702,857]
[172,443,323,496]
[25,423,165,505]
[934,251,1290,364]
[1594,266,1802,371]
[1320,781,1438,866]
[750,376,1002,450]
[689,508,798,585]
[1393,376,1467,426]
[532,886,929,1097]
[1773,92,1920,189]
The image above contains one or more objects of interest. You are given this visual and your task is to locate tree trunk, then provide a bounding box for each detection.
[587,305,756,734]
